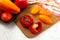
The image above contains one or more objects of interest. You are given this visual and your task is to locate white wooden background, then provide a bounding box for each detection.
[0,21,60,40]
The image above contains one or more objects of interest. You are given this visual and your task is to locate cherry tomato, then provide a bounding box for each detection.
[1,12,12,22]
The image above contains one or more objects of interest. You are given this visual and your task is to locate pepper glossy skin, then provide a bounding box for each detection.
[20,15,33,28]
[14,0,28,9]
[29,22,42,34]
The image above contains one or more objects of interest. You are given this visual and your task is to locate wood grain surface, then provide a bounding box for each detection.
[14,4,60,38]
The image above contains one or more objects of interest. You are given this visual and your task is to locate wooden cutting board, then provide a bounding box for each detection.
[14,4,60,38]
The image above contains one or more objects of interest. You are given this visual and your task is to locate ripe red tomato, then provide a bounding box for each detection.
[1,12,12,22]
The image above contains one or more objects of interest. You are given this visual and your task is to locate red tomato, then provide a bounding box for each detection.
[1,12,12,22]
[14,0,28,9]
